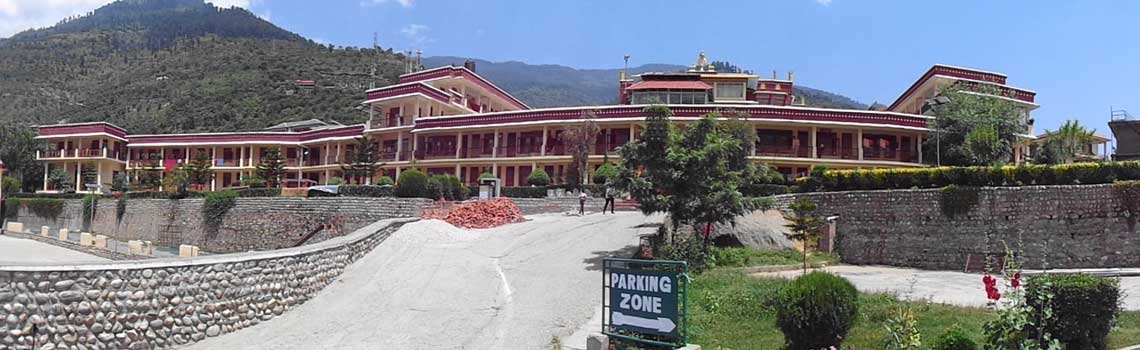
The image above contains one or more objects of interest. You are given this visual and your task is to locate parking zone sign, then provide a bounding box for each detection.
[603,258,687,347]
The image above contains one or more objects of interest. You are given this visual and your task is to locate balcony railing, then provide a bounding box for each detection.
[370,116,414,129]
[214,159,239,167]
[39,148,127,161]
[756,146,812,158]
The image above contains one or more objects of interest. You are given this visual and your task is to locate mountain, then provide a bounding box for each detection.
[0,0,406,134]
[423,57,868,110]
[0,0,867,135]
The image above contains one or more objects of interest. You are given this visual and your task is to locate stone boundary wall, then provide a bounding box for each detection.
[0,218,414,350]
[14,198,432,253]
[774,184,1135,270]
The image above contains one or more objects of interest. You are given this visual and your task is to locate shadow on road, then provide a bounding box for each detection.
[582,245,640,271]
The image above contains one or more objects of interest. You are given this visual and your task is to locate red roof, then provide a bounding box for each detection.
[625,81,712,90]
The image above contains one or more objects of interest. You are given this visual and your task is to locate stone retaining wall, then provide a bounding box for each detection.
[14,198,431,253]
[0,218,413,350]
[776,184,1136,270]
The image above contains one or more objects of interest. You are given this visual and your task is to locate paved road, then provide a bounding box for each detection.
[185,212,655,350]
[756,265,1140,310]
[0,235,109,264]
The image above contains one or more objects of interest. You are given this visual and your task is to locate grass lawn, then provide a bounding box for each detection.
[687,268,1140,349]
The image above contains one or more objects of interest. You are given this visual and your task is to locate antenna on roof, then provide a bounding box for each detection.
[370,33,379,89]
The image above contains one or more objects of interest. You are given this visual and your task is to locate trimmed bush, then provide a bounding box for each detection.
[798,161,1140,192]
[376,176,395,186]
[501,186,547,198]
[479,172,496,180]
[327,177,345,185]
[933,324,977,350]
[426,175,465,200]
[396,170,429,198]
[1026,274,1120,350]
[527,168,551,186]
[592,163,618,184]
[236,188,281,197]
[741,183,789,197]
[776,271,859,350]
[9,192,94,199]
[339,185,394,197]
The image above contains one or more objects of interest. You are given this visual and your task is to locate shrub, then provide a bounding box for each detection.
[527,168,551,186]
[741,183,789,197]
[933,324,978,350]
[327,177,345,185]
[15,198,65,219]
[1026,274,1120,350]
[376,176,395,186]
[202,190,238,237]
[236,188,281,197]
[427,175,465,200]
[9,192,92,199]
[776,271,859,350]
[396,170,429,198]
[479,172,496,180]
[501,186,547,198]
[339,184,394,197]
[592,163,618,184]
[657,230,710,272]
[2,176,22,195]
[807,161,1140,192]
[240,176,266,188]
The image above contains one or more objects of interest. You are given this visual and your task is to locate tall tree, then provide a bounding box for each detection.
[924,83,1028,166]
[134,160,164,191]
[46,168,71,192]
[341,137,381,184]
[0,126,44,192]
[1034,120,1096,165]
[255,147,286,188]
[617,109,772,242]
[559,111,600,190]
[186,151,214,189]
[783,198,825,273]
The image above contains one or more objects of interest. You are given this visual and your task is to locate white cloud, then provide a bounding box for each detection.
[0,0,112,37]
[0,0,260,38]
[815,0,832,6]
[361,0,413,8]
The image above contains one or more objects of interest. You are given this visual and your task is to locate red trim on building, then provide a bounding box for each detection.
[414,105,929,130]
[624,81,712,90]
[398,66,529,110]
[126,125,365,145]
[888,65,1033,111]
[365,83,453,105]
[38,122,128,138]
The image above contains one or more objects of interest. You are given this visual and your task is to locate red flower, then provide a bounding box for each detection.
[1011,273,1021,288]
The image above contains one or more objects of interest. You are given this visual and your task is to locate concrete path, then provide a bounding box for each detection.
[755,265,1140,310]
[184,212,655,350]
[0,235,109,264]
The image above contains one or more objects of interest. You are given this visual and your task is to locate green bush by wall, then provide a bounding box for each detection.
[776,271,859,350]
[395,170,428,198]
[1026,274,1120,350]
[797,161,1140,192]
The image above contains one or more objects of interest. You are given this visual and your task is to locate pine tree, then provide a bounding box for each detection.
[186,151,214,189]
[256,147,286,188]
[783,198,824,273]
[341,137,381,185]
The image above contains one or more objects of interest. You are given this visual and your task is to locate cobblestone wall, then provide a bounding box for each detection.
[15,198,431,253]
[776,184,1136,270]
[0,218,412,350]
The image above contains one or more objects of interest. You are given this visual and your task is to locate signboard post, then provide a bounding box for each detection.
[602,258,688,348]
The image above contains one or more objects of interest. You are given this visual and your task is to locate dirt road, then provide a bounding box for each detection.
[184,212,656,350]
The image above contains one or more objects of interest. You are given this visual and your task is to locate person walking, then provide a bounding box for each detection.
[602,183,616,214]
[578,191,588,215]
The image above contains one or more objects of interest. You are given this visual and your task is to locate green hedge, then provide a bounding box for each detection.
[741,183,790,197]
[237,188,281,197]
[396,170,428,198]
[6,198,66,219]
[797,161,1140,192]
[776,271,859,350]
[339,185,394,197]
[124,191,208,199]
[1027,274,1120,350]
[9,193,98,199]
[501,186,547,198]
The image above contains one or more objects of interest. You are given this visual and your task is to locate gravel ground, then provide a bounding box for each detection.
[0,234,109,264]
[755,265,1140,310]
[183,212,656,350]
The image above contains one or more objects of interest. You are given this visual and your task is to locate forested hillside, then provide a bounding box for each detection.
[0,0,868,135]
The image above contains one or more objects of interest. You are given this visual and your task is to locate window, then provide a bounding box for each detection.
[714,82,745,100]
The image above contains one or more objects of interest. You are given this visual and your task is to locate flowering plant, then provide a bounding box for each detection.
[981,243,1061,350]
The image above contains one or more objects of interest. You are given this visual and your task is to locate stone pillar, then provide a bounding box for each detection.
[96,162,102,189]
[857,129,864,161]
[810,126,818,158]
[456,132,464,159]
[43,162,49,192]
[75,162,82,192]
[541,126,548,156]
[396,132,404,161]
[492,129,499,158]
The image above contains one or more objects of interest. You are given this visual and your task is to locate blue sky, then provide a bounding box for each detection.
[4,0,1139,134]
